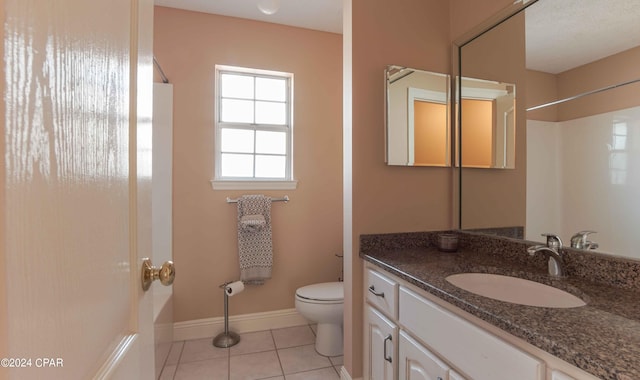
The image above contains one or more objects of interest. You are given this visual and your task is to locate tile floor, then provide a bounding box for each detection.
[158,325,343,380]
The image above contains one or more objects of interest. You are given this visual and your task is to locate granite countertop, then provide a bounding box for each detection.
[361,245,640,380]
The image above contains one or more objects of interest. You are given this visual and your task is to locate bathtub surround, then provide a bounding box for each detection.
[527,107,640,258]
[361,230,640,379]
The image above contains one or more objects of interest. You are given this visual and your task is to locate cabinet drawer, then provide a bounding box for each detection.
[366,268,398,319]
[399,287,544,380]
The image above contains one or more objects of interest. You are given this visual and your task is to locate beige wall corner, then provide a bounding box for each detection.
[346,0,454,377]
[458,11,527,230]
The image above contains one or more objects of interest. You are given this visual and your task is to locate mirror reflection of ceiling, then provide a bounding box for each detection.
[526,0,640,74]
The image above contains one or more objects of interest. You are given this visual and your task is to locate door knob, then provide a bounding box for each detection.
[141,258,175,291]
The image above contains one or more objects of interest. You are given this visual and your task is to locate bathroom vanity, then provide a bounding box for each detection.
[361,232,640,380]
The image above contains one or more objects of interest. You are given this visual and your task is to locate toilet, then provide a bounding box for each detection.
[295,282,344,356]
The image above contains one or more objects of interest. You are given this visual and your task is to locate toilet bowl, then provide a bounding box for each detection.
[295,282,344,356]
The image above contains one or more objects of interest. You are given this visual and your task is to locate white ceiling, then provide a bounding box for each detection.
[154,0,343,34]
[525,0,640,74]
[153,0,640,75]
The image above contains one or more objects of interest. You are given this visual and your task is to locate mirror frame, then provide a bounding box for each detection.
[453,0,640,260]
[451,0,538,229]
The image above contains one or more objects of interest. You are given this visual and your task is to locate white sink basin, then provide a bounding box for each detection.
[445,273,586,308]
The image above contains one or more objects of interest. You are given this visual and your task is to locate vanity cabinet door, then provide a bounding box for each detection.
[365,305,398,380]
[398,330,449,380]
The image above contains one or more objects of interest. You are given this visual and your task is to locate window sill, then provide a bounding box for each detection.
[210,180,298,191]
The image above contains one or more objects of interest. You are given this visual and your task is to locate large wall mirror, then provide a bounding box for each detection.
[458,0,640,260]
[385,65,451,167]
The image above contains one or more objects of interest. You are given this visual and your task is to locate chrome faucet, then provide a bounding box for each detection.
[541,233,563,250]
[527,245,566,278]
[570,231,599,250]
[527,233,567,278]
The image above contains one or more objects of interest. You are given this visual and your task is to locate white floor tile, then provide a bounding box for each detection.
[180,337,229,363]
[158,364,177,380]
[174,357,228,380]
[277,344,332,374]
[165,341,184,366]
[329,355,344,366]
[230,330,276,356]
[160,328,341,380]
[271,325,315,349]
[229,350,283,380]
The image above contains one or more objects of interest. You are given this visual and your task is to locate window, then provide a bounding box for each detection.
[212,65,296,190]
[609,121,628,185]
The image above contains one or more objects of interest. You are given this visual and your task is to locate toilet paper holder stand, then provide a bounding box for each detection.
[213,281,241,348]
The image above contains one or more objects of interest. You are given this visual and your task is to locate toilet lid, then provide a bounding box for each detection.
[296,282,343,301]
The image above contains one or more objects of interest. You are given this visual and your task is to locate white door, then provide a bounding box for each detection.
[365,306,397,380]
[0,0,158,379]
[398,331,449,380]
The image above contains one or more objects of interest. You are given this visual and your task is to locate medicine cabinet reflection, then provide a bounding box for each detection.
[459,77,516,169]
[385,66,451,167]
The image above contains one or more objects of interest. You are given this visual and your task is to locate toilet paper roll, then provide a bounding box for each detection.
[225,281,245,297]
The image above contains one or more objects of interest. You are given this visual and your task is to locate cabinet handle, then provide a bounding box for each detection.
[368,285,385,298]
[383,334,393,363]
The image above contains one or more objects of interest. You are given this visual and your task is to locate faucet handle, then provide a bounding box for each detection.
[570,231,597,249]
[541,233,563,249]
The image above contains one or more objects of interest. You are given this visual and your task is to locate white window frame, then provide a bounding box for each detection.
[211,65,297,190]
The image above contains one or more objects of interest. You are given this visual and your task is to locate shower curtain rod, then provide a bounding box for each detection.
[526,77,640,111]
[153,55,169,84]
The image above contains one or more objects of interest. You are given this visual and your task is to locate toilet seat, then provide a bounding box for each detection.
[296,282,343,304]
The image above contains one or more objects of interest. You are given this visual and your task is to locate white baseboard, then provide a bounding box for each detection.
[173,308,310,342]
[340,366,362,380]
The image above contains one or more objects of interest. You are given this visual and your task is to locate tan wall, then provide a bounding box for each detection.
[153,7,343,322]
[528,46,640,122]
[526,69,558,121]
[351,0,452,238]
[458,11,527,229]
[449,0,514,41]
[343,0,519,377]
[557,46,640,121]
[348,0,453,376]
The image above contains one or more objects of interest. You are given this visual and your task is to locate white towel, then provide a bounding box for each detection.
[237,195,273,285]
